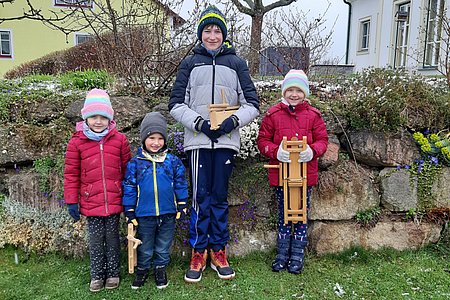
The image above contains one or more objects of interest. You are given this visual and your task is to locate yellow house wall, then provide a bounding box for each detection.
[0,1,95,77]
[0,0,165,78]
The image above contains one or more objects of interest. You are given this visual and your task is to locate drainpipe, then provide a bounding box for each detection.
[343,0,352,65]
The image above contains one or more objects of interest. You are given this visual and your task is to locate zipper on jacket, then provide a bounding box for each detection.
[136,185,140,209]
[152,160,160,216]
[212,57,216,104]
[211,56,216,149]
[100,142,109,214]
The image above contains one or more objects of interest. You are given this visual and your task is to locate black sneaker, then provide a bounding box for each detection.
[155,266,168,289]
[131,269,149,289]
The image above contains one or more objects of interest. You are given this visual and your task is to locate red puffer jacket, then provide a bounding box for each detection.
[64,123,131,216]
[257,101,328,186]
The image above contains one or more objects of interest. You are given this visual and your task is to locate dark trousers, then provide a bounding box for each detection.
[87,214,120,280]
[187,148,235,251]
[275,186,311,242]
[136,214,176,270]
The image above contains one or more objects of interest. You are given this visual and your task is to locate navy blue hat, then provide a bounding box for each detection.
[197,5,227,41]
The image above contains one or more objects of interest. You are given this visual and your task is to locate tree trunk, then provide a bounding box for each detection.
[249,14,263,76]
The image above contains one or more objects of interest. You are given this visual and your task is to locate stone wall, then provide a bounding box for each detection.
[1,94,448,256]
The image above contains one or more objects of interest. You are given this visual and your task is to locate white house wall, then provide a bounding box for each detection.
[347,0,450,75]
[347,0,381,70]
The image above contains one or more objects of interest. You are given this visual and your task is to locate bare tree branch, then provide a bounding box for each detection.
[263,3,336,67]
[229,0,298,75]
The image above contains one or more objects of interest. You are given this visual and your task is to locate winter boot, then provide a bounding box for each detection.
[272,237,290,272]
[288,239,307,274]
[184,249,207,283]
[210,248,235,280]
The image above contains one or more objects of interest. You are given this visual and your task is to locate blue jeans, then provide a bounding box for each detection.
[136,214,176,270]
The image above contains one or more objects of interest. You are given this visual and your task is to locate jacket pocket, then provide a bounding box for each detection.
[114,181,122,194]
[82,184,93,201]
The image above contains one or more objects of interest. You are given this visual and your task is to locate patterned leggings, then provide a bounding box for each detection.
[275,186,311,241]
[87,214,120,280]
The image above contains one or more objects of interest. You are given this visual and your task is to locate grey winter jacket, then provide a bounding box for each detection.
[169,42,259,152]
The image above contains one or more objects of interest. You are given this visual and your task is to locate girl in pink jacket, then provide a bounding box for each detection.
[64,88,131,292]
[257,70,328,274]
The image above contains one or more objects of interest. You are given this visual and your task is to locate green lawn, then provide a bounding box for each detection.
[0,244,449,300]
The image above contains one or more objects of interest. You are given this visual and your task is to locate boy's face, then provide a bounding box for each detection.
[201,24,223,50]
[144,133,165,153]
[284,87,306,106]
[86,115,109,133]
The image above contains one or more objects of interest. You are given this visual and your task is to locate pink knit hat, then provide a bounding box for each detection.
[81,88,114,120]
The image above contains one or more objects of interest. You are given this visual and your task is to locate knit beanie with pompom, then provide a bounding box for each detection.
[281,70,310,98]
[81,88,114,120]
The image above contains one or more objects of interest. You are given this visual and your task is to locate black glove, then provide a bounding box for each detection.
[67,203,80,222]
[198,119,222,143]
[124,207,138,226]
[176,201,189,220]
[219,115,239,134]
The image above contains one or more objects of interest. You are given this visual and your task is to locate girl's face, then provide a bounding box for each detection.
[86,115,109,133]
[284,87,306,106]
[144,133,165,153]
[201,25,223,50]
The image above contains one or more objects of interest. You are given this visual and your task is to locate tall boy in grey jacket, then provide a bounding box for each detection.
[168,5,259,283]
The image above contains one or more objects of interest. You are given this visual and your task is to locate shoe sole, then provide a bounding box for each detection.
[156,282,169,289]
[105,285,119,290]
[131,285,141,290]
[184,266,206,283]
[184,273,202,283]
[89,287,103,292]
[210,263,235,280]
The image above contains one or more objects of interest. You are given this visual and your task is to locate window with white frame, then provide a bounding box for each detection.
[54,0,93,8]
[75,33,92,45]
[393,2,410,68]
[359,19,370,51]
[423,0,446,67]
[0,30,12,58]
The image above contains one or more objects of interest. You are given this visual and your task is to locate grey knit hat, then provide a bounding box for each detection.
[140,112,168,145]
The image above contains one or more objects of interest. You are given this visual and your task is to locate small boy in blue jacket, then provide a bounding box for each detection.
[122,112,189,289]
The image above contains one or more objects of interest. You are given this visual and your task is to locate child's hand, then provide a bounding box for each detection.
[219,115,239,134]
[277,142,291,163]
[176,201,189,220]
[124,209,138,226]
[67,204,80,222]
[299,145,314,162]
[200,120,222,142]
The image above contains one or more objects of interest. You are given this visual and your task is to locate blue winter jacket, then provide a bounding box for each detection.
[122,148,189,217]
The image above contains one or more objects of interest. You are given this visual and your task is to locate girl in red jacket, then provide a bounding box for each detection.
[257,70,328,274]
[64,88,131,292]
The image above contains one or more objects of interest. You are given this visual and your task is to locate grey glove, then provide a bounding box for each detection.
[276,141,291,163]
